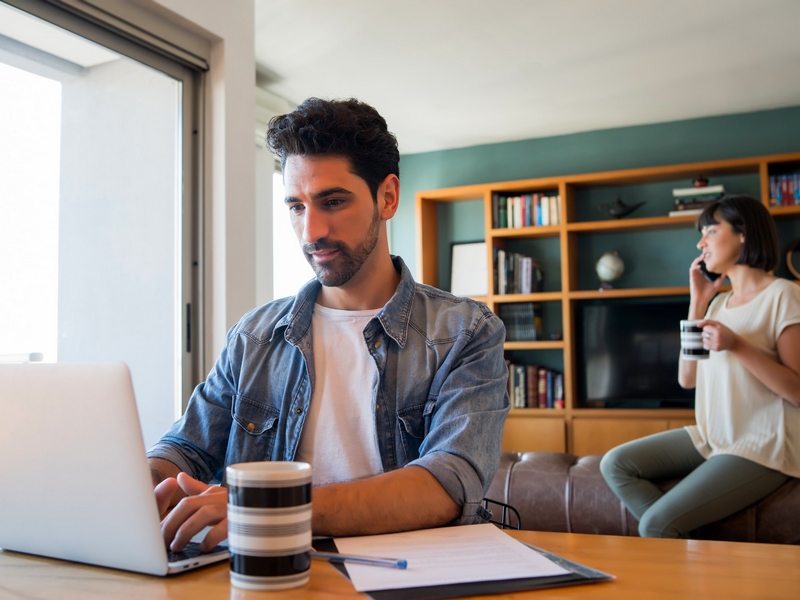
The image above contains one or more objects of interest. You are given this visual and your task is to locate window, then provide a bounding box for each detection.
[0,1,202,447]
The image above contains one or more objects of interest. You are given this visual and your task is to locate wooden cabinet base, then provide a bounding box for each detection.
[571,417,695,456]
[502,412,566,452]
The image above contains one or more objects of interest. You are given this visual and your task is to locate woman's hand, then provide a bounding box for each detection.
[698,319,740,352]
[689,255,724,317]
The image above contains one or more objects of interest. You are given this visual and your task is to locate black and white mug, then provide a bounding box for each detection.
[680,320,710,360]
[226,461,312,591]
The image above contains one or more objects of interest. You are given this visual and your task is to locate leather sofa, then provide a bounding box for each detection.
[486,451,800,544]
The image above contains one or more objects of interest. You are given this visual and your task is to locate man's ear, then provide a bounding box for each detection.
[377,174,400,220]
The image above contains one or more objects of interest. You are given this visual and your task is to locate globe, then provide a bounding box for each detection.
[596,251,624,286]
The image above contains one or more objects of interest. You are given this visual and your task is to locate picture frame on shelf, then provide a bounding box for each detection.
[450,241,488,297]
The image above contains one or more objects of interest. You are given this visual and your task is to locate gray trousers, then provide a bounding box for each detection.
[599,428,789,538]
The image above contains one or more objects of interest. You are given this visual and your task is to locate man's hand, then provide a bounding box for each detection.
[154,477,180,519]
[160,472,228,552]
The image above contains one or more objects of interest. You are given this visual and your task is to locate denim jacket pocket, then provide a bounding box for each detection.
[397,400,435,460]
[230,395,280,461]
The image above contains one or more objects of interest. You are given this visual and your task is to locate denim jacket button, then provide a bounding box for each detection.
[295,407,303,415]
[375,403,380,412]
[247,422,255,432]
[374,340,382,349]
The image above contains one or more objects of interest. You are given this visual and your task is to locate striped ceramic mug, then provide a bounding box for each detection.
[226,461,312,591]
[680,319,710,360]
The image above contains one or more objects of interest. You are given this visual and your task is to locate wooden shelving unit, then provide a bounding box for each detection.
[416,151,800,455]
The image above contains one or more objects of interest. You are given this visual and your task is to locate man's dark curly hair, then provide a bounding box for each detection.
[266,98,400,202]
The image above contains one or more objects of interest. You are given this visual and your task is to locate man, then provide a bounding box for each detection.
[147,98,509,553]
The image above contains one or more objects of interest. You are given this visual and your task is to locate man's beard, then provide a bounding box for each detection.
[302,206,381,287]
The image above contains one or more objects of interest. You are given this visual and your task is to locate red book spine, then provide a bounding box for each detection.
[538,368,548,408]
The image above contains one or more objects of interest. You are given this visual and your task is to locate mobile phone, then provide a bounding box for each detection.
[699,261,721,283]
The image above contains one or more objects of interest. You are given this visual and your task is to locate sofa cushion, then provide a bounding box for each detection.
[487,452,800,544]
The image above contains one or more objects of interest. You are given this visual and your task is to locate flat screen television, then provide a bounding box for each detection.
[575,299,695,409]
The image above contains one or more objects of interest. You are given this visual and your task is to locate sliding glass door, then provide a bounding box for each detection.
[0,0,202,447]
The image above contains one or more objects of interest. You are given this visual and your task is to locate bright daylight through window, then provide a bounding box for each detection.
[0,1,188,447]
[0,61,60,363]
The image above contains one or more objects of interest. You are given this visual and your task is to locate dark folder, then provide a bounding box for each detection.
[314,537,614,600]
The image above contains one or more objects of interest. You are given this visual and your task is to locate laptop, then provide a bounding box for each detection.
[0,362,229,575]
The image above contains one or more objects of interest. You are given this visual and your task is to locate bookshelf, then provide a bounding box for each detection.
[415,151,800,456]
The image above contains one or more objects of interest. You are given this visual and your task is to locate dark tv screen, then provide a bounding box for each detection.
[576,299,695,409]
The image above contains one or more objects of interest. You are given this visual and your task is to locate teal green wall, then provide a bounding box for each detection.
[393,106,800,282]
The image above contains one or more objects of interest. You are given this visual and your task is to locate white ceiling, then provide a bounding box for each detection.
[254,0,800,155]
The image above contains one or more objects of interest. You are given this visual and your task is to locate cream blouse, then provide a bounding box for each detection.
[685,278,800,477]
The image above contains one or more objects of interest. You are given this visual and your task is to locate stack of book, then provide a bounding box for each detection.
[494,249,543,295]
[769,174,800,206]
[492,193,561,229]
[506,362,564,409]
[497,303,543,341]
[668,184,725,217]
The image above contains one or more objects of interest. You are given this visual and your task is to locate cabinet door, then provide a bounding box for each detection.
[571,418,670,456]
[502,414,565,453]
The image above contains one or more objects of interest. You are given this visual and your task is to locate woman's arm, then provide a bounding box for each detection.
[700,321,800,407]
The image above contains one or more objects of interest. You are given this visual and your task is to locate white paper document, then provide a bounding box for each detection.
[334,523,570,592]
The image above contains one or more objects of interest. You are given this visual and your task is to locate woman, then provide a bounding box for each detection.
[600,194,800,538]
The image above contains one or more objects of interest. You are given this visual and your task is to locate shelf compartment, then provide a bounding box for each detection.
[575,228,700,290]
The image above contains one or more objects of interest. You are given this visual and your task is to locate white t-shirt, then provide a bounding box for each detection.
[295,304,384,486]
[686,278,800,477]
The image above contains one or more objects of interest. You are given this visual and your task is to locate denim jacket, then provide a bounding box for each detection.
[148,256,510,524]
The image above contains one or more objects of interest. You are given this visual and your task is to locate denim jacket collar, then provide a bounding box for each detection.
[274,255,414,349]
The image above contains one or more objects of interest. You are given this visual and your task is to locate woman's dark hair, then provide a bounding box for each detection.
[696,194,780,271]
[266,97,399,202]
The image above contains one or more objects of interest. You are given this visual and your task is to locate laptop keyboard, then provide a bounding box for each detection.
[167,541,227,563]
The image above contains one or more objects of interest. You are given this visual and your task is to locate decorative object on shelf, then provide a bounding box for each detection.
[693,176,709,187]
[596,251,624,290]
[669,183,725,217]
[598,197,645,219]
[788,239,800,280]
[450,241,487,297]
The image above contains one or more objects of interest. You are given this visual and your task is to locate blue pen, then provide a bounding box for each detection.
[310,550,408,569]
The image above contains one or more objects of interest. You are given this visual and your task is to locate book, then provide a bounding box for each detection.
[513,365,526,408]
[668,208,704,217]
[546,370,554,408]
[672,196,720,209]
[549,196,559,225]
[497,249,507,294]
[554,373,564,409]
[538,368,547,408]
[526,365,538,408]
[541,195,550,226]
[498,197,508,228]
[672,184,725,198]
